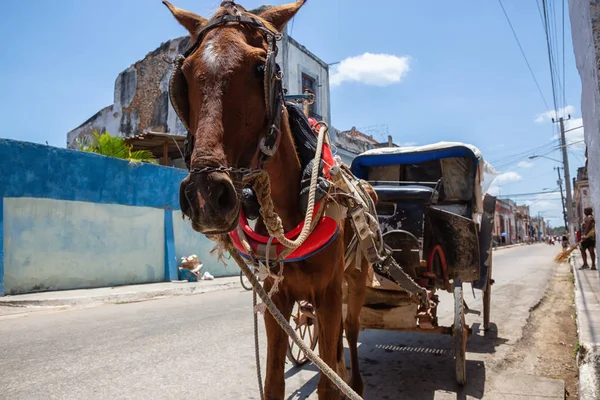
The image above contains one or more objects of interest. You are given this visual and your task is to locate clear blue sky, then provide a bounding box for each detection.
[0,0,585,226]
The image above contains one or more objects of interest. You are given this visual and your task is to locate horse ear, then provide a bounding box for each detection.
[257,0,306,32]
[163,1,208,36]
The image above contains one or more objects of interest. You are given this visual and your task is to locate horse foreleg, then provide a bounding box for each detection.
[315,284,345,400]
[263,283,293,400]
[344,261,368,395]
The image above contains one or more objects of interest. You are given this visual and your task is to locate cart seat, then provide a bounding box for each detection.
[373,185,438,204]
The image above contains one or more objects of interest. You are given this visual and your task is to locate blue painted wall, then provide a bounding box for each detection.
[0,139,236,296]
[172,212,236,278]
[0,139,185,208]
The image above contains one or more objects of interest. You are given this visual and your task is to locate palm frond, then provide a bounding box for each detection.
[76,131,157,164]
[130,150,159,164]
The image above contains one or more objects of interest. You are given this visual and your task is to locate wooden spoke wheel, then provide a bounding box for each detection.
[483,243,493,331]
[453,284,467,385]
[286,301,318,366]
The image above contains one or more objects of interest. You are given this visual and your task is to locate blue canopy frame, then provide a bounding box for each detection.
[351,145,481,181]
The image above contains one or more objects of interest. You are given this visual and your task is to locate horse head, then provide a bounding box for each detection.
[164,0,305,234]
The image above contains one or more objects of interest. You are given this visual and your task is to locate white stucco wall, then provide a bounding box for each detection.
[3,198,165,295]
[569,0,600,249]
[284,38,331,124]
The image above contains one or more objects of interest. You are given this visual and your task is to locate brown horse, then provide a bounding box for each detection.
[164,1,369,398]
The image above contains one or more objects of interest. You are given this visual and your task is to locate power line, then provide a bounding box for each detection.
[549,0,564,110]
[562,0,567,110]
[553,139,585,149]
[497,0,551,110]
[542,0,560,114]
[497,189,560,197]
[489,141,557,170]
[489,141,555,164]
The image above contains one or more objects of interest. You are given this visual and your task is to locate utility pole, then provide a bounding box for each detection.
[555,166,568,229]
[553,115,575,244]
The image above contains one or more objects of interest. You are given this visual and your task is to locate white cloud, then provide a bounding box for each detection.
[535,105,576,123]
[551,117,586,150]
[494,171,523,185]
[517,161,534,168]
[330,53,411,87]
[488,184,501,196]
[486,171,522,196]
[565,118,585,148]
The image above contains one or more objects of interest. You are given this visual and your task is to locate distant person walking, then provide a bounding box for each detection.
[579,207,596,270]
[562,231,569,250]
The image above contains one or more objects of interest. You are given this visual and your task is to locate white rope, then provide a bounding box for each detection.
[227,240,363,400]
[259,124,328,254]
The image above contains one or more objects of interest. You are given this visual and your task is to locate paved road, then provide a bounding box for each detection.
[0,244,559,399]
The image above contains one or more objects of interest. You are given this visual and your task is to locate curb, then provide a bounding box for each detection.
[0,280,241,308]
[494,243,527,251]
[570,254,600,400]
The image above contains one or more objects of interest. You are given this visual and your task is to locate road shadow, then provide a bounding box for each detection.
[357,329,486,399]
[467,323,509,355]
[285,363,319,400]
[284,327,493,399]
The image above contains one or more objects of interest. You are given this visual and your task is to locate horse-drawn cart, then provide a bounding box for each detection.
[288,142,497,385]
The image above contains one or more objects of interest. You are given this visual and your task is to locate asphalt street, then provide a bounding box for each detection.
[0,244,559,399]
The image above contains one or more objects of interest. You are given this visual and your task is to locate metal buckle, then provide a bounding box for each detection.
[259,136,276,157]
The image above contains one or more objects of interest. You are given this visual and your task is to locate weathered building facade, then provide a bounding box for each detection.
[331,126,379,165]
[515,205,531,242]
[574,165,591,224]
[67,17,331,151]
[494,198,517,245]
[67,37,190,148]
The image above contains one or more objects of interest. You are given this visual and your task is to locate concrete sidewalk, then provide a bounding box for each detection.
[571,252,600,399]
[0,276,242,309]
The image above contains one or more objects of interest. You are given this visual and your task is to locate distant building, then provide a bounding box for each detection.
[531,216,547,241]
[515,205,531,242]
[574,166,591,225]
[330,126,379,165]
[494,198,517,245]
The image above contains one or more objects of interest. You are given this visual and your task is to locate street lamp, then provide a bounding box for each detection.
[528,154,563,163]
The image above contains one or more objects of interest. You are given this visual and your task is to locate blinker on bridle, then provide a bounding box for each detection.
[168,1,285,174]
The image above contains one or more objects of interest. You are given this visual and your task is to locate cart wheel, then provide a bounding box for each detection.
[286,301,318,366]
[240,270,253,291]
[483,244,493,330]
[454,284,467,385]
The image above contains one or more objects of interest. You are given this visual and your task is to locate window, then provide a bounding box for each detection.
[301,73,319,119]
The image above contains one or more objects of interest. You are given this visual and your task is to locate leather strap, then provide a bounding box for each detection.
[176,11,284,172]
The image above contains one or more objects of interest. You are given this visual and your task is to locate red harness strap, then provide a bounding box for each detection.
[229,140,338,262]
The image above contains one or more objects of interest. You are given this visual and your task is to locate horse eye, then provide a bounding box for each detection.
[255,64,265,77]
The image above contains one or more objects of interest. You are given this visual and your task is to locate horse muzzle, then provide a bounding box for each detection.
[179,171,240,234]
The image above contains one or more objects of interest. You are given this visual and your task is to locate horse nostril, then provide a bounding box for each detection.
[215,181,237,213]
[179,180,193,218]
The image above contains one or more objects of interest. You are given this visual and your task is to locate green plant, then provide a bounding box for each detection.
[76,131,157,164]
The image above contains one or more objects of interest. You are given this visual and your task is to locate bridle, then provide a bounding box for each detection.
[168,1,285,177]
